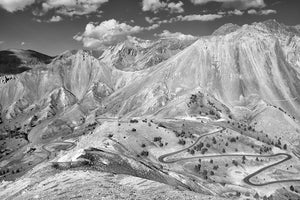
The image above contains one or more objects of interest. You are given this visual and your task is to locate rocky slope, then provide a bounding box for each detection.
[0,49,53,74]
[100,36,197,71]
[98,20,300,120]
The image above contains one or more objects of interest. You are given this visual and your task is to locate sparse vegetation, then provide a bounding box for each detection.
[140,150,149,157]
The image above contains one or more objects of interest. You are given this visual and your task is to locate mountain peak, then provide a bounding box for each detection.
[253,19,300,36]
[212,23,241,36]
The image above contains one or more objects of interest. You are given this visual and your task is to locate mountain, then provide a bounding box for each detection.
[100,36,197,71]
[0,49,53,74]
[1,20,300,200]
[98,20,300,120]
[212,23,240,36]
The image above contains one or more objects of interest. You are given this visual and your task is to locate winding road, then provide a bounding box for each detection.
[157,126,300,186]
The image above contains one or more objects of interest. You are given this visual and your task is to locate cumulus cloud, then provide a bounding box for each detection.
[260,9,277,15]
[33,15,63,23]
[145,13,224,26]
[145,16,159,24]
[0,41,4,45]
[142,0,184,13]
[142,0,166,12]
[41,0,108,16]
[0,0,35,12]
[247,9,277,15]
[177,14,224,21]
[228,9,244,16]
[74,19,159,49]
[167,1,184,13]
[48,15,63,22]
[21,42,25,46]
[190,0,266,10]
[155,30,198,40]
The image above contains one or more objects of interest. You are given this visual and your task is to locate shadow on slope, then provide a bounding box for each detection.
[0,50,53,74]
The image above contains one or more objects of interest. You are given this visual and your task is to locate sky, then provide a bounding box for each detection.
[0,0,299,56]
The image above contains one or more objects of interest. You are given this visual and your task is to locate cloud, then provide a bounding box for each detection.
[0,0,35,12]
[0,41,4,45]
[260,9,277,15]
[190,0,266,10]
[167,1,184,13]
[228,9,244,16]
[177,14,224,21]
[155,30,198,40]
[146,23,160,30]
[146,13,224,26]
[48,15,63,22]
[247,9,277,15]
[145,16,159,24]
[21,42,25,46]
[247,9,257,14]
[142,0,184,13]
[142,0,166,12]
[41,0,109,16]
[33,15,63,23]
[74,19,159,49]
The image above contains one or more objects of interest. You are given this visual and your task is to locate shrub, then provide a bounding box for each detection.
[190,149,195,155]
[178,139,186,145]
[140,150,149,157]
[158,123,166,128]
[52,162,60,169]
[209,110,215,115]
[154,137,162,142]
[194,164,201,172]
[212,137,217,144]
[283,144,287,150]
[232,160,238,166]
[201,148,208,154]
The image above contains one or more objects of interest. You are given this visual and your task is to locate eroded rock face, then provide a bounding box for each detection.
[95,20,300,119]
[100,37,197,71]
